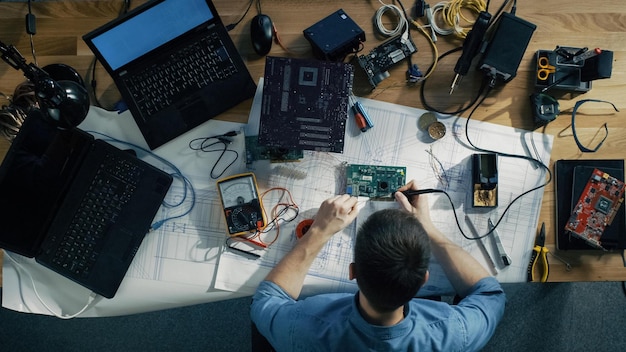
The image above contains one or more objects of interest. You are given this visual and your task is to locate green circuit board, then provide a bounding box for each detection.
[245,136,303,165]
[346,164,406,199]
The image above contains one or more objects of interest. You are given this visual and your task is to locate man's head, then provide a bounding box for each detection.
[352,208,431,312]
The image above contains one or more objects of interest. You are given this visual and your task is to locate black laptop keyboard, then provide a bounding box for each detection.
[124,32,239,117]
[47,153,144,277]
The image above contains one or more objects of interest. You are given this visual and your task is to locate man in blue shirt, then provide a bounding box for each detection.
[251,180,506,351]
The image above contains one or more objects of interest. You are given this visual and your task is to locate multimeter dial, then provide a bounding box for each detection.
[219,177,257,208]
[229,205,258,232]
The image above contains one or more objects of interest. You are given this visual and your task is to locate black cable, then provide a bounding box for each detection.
[461,86,553,235]
[419,47,488,116]
[188,133,240,179]
[225,0,255,31]
[416,79,552,240]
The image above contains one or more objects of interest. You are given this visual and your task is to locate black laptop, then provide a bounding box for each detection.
[83,0,256,149]
[0,110,173,298]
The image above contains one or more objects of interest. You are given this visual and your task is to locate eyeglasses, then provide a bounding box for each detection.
[571,99,619,153]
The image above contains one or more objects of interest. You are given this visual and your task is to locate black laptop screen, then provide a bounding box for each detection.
[90,0,215,71]
[0,111,91,256]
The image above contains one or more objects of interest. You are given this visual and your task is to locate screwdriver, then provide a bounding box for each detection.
[350,96,374,132]
[450,11,491,95]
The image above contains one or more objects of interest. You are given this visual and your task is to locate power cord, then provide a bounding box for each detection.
[188,131,241,179]
[4,251,98,319]
[417,80,551,240]
[26,0,37,64]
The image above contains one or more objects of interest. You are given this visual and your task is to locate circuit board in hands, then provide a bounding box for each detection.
[345,164,406,199]
[258,56,353,153]
[565,168,626,249]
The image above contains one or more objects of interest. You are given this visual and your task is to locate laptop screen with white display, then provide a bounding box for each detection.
[90,0,215,71]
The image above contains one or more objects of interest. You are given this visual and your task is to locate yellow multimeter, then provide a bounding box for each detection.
[216,173,266,236]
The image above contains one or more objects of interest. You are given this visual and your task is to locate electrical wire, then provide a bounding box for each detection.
[374,1,409,37]
[27,0,37,64]
[229,187,299,253]
[4,251,98,319]
[247,187,299,247]
[437,0,488,39]
[188,132,240,179]
[409,18,439,82]
[87,130,196,231]
[225,0,255,31]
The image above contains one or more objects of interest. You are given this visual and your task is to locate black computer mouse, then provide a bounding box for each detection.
[250,14,273,56]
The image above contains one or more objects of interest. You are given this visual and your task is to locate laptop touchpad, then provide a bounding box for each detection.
[180,97,210,126]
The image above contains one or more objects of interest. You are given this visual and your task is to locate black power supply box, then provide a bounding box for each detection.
[478,12,536,82]
[303,9,365,61]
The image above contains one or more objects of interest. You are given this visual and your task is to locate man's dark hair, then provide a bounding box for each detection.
[353,208,431,312]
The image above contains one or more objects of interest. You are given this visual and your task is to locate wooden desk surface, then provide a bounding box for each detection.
[0,0,625,286]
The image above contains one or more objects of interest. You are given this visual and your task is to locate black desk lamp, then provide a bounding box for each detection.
[0,40,89,129]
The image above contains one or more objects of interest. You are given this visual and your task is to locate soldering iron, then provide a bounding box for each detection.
[450,11,491,95]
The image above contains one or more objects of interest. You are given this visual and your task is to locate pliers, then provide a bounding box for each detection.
[527,222,549,282]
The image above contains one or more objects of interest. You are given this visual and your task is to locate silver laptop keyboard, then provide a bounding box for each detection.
[124,32,239,117]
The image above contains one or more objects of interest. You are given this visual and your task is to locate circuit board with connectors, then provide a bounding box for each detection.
[244,136,303,166]
[565,168,626,249]
[345,164,406,199]
[356,34,417,88]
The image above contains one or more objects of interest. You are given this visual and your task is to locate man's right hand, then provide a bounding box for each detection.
[395,180,434,230]
[308,194,359,243]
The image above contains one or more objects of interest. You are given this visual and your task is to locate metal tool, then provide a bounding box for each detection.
[537,56,556,81]
[549,252,572,271]
[488,218,511,266]
[572,47,601,63]
[350,95,374,132]
[465,215,498,275]
[527,222,549,282]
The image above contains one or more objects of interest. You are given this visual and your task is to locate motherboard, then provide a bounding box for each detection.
[258,56,353,153]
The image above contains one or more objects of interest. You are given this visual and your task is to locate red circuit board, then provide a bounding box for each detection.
[565,168,626,249]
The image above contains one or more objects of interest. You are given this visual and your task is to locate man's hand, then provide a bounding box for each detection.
[395,180,491,296]
[264,194,360,299]
[395,180,434,230]
[308,194,359,242]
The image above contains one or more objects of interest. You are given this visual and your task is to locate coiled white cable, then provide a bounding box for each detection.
[374,1,409,37]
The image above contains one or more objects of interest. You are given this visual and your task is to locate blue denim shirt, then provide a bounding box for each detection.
[251,277,505,352]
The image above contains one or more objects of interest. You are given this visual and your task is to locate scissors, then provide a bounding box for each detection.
[527,222,549,282]
[537,56,556,81]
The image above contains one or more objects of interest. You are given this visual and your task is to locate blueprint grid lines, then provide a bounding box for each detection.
[214,97,553,297]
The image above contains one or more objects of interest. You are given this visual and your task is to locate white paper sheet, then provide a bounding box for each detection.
[214,85,553,298]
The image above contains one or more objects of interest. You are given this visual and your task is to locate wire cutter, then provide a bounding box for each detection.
[527,222,549,282]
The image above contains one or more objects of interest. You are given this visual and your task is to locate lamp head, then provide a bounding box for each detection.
[45,79,90,129]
